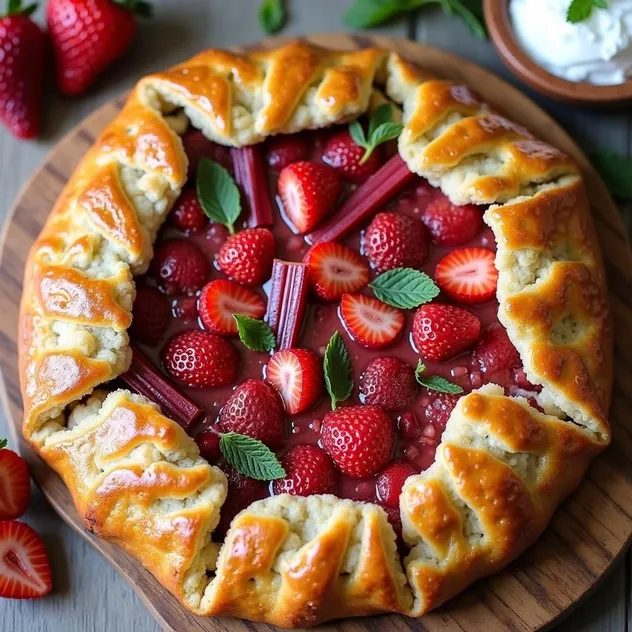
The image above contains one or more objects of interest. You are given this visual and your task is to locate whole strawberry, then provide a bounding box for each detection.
[219,379,286,448]
[359,357,417,411]
[217,228,275,287]
[0,1,45,139]
[47,0,151,96]
[273,445,338,497]
[321,405,394,478]
[161,330,239,388]
[363,212,429,272]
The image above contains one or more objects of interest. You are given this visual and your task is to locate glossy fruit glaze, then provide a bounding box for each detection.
[131,125,540,538]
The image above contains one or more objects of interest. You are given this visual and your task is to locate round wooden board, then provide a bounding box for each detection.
[1,33,632,632]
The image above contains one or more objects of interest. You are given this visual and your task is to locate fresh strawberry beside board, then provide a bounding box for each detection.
[0,521,52,599]
[47,0,152,96]
[0,0,45,139]
[0,439,30,521]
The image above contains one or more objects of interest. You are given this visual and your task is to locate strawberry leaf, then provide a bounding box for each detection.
[415,361,464,394]
[591,150,632,200]
[0,438,7,450]
[219,432,286,480]
[196,157,241,234]
[349,121,367,148]
[370,268,439,309]
[258,0,286,34]
[323,332,353,410]
[234,315,276,352]
[368,103,394,137]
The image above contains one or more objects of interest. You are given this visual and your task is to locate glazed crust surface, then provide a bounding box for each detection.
[18,41,612,626]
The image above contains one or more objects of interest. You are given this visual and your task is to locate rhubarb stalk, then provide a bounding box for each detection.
[306,155,415,244]
[265,260,309,349]
[121,344,203,430]
[231,145,274,228]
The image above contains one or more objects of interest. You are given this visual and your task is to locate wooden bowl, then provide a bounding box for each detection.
[484,0,632,105]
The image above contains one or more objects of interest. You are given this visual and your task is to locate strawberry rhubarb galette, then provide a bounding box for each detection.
[18,42,612,627]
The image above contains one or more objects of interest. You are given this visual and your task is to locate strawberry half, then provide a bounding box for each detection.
[435,248,498,305]
[199,279,266,335]
[266,349,323,415]
[0,446,30,520]
[278,161,341,233]
[339,293,405,349]
[303,242,370,301]
[0,521,51,599]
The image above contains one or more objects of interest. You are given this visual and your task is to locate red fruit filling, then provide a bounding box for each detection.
[129,123,541,543]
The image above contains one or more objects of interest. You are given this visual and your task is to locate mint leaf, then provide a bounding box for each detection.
[344,0,413,28]
[0,438,7,450]
[345,0,486,39]
[368,103,394,137]
[258,0,286,34]
[349,121,367,148]
[196,157,241,234]
[370,268,439,309]
[442,0,488,39]
[349,104,404,165]
[220,432,286,480]
[415,361,464,394]
[567,0,608,23]
[324,332,353,410]
[591,150,632,200]
[234,315,276,352]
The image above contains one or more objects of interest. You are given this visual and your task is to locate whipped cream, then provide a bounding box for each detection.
[510,0,632,85]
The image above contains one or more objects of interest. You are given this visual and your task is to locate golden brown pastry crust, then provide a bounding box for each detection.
[18,41,611,626]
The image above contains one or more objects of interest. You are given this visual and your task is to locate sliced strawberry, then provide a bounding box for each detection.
[278,161,341,234]
[199,280,266,335]
[0,521,51,599]
[322,129,382,182]
[0,447,30,521]
[266,134,310,171]
[420,195,484,246]
[363,212,429,272]
[412,303,481,361]
[266,349,323,415]
[217,228,275,287]
[273,445,338,496]
[339,293,405,349]
[435,248,498,305]
[303,242,369,301]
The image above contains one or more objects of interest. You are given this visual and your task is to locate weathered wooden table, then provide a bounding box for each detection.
[0,1,630,630]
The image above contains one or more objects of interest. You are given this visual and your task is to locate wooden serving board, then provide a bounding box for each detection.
[1,33,632,632]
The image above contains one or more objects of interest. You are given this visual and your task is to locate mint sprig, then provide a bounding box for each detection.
[591,150,632,200]
[258,0,286,34]
[196,157,241,234]
[0,438,7,450]
[349,104,403,165]
[219,432,286,480]
[344,0,488,40]
[323,332,353,410]
[369,268,439,309]
[234,315,276,352]
[567,0,608,23]
[415,361,464,394]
